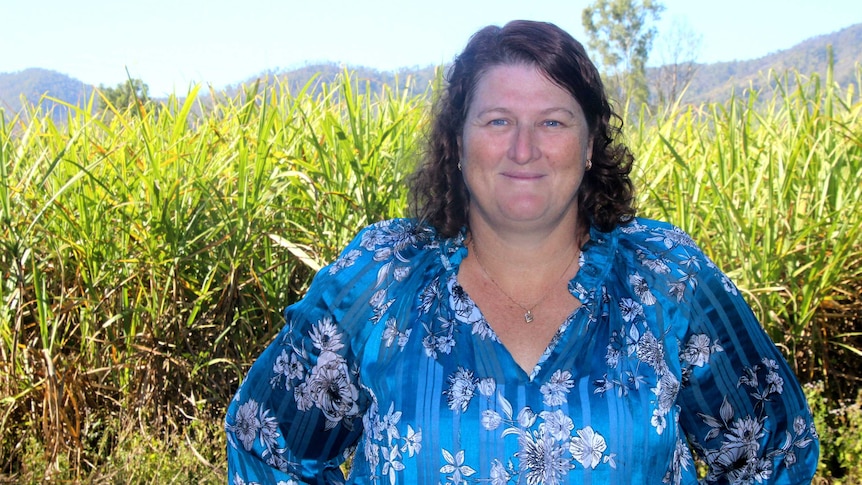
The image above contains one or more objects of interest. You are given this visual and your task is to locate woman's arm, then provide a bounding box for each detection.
[225,294,366,484]
[676,251,819,484]
[225,227,385,484]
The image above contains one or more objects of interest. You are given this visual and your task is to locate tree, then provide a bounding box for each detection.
[581,0,664,107]
[97,78,150,113]
[653,17,702,106]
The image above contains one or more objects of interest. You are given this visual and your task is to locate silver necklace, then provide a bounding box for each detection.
[471,242,580,324]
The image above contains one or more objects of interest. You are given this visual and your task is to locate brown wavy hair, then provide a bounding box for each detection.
[408,20,636,238]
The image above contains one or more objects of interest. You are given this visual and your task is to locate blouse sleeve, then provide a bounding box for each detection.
[225,229,380,484]
[675,247,820,483]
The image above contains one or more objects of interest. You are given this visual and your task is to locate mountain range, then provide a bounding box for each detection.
[671,22,861,104]
[2,22,860,121]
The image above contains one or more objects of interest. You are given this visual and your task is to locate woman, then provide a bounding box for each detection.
[226,20,819,484]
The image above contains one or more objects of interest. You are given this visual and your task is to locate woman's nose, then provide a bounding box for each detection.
[507,126,540,164]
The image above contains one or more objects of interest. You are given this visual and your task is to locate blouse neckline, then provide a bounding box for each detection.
[437,222,618,381]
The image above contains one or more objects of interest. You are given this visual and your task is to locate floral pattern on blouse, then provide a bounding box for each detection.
[225,218,818,484]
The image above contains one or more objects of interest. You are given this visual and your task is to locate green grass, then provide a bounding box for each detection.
[632,67,862,388]
[1,65,859,482]
[0,71,430,481]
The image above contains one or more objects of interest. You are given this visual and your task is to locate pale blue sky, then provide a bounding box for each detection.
[2,0,859,96]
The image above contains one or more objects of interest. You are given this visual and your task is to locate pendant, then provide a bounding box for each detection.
[524,310,534,323]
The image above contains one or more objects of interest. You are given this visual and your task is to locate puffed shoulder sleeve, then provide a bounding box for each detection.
[225,223,390,484]
[672,227,820,483]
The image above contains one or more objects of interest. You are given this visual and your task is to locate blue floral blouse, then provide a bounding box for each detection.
[225,217,819,484]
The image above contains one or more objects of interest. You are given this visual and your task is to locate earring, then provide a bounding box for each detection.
[457,161,462,171]
[585,159,592,171]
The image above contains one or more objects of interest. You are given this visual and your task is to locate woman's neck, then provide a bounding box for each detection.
[466,214,584,282]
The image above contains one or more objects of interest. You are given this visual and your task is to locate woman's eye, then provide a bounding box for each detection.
[543,120,562,127]
[489,119,508,126]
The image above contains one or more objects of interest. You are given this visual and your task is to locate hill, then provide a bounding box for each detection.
[227,63,441,97]
[0,67,94,120]
[672,22,862,104]
[1,22,860,120]
[233,22,862,106]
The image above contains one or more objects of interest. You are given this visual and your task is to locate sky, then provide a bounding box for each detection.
[2,0,860,97]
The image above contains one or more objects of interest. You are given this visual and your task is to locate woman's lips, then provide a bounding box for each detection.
[501,171,544,180]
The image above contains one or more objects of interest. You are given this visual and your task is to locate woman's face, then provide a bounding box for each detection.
[460,63,593,234]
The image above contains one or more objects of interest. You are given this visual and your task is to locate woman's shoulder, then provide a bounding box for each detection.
[613,217,701,251]
[327,218,458,274]
[304,218,454,308]
[355,218,440,246]
[587,218,735,316]
[593,217,712,275]
[347,218,453,256]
